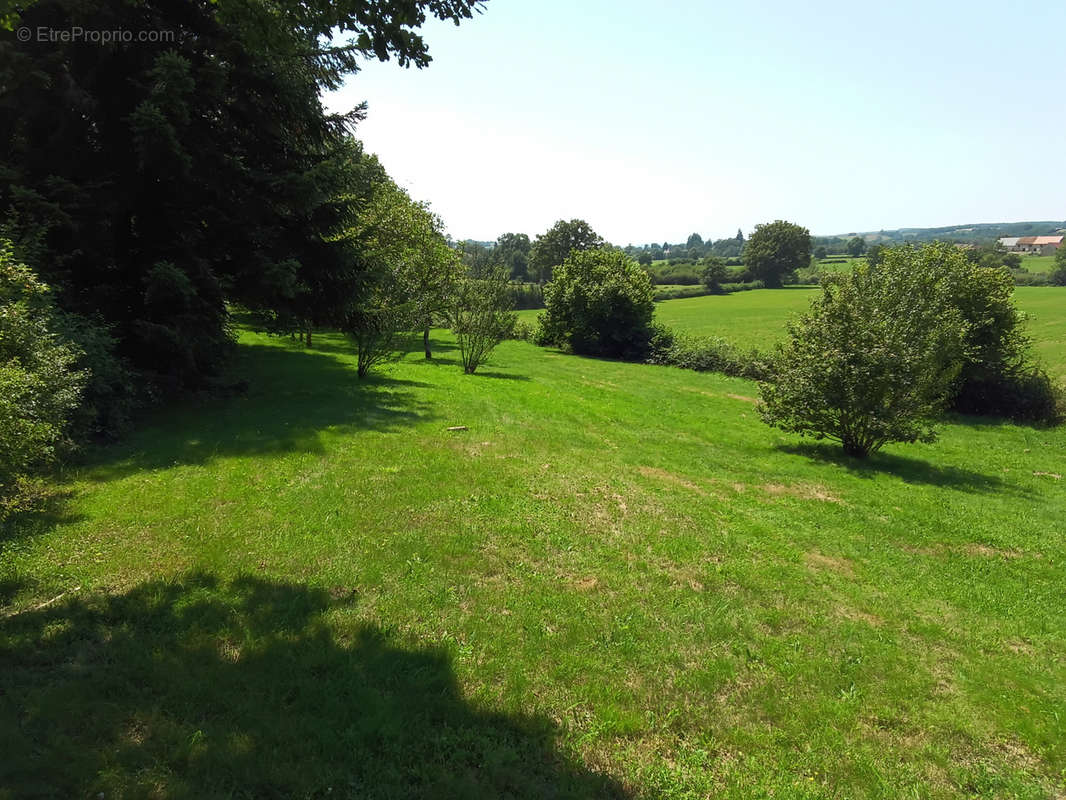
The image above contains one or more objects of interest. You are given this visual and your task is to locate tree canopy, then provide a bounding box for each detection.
[743,221,811,288]
[528,219,605,284]
[0,0,482,395]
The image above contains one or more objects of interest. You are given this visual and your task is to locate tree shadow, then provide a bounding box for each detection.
[0,573,626,798]
[0,488,86,547]
[777,442,1031,496]
[75,341,437,484]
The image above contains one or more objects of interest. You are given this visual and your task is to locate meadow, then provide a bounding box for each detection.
[2,317,1065,798]
[652,287,1066,378]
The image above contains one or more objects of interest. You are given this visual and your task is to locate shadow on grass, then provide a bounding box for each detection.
[0,488,86,547]
[0,574,626,798]
[778,442,1029,496]
[77,342,437,484]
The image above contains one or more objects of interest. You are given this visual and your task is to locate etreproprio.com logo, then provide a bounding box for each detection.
[17,26,175,44]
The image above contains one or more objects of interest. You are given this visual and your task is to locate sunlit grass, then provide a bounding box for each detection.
[2,327,1065,798]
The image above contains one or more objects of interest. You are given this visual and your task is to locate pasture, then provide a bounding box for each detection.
[654,287,1066,378]
[2,324,1065,798]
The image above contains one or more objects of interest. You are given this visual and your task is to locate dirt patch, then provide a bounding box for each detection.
[837,606,883,626]
[725,393,757,403]
[964,543,1023,559]
[763,483,842,503]
[574,577,599,592]
[639,466,708,496]
[904,542,1021,559]
[1033,471,1062,480]
[804,551,855,577]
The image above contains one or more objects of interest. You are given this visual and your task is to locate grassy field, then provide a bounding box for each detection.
[653,287,1066,378]
[3,325,1065,798]
[1020,255,1056,274]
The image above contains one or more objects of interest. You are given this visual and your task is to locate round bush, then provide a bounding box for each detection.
[539,248,655,360]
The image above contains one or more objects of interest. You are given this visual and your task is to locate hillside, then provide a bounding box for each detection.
[825,220,1066,245]
[3,328,1065,798]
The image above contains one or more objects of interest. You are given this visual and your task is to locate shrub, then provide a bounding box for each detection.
[0,243,87,515]
[646,325,770,381]
[346,305,411,379]
[447,264,516,374]
[1012,271,1049,286]
[759,255,966,458]
[652,286,711,301]
[539,248,655,360]
[952,368,1064,423]
[508,282,544,310]
[1049,247,1066,286]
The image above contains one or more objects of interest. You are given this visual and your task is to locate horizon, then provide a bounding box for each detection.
[325,0,1066,244]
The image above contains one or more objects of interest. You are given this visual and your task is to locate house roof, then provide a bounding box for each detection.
[1032,236,1063,245]
[1016,236,1038,245]
[998,237,1020,247]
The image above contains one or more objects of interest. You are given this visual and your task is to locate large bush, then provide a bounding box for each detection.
[0,244,86,515]
[923,243,1062,422]
[539,249,655,359]
[759,254,966,457]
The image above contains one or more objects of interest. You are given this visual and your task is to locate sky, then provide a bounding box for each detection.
[324,0,1066,245]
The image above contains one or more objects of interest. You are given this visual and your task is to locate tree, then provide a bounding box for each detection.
[701,256,729,293]
[446,263,516,374]
[528,220,605,284]
[814,246,827,260]
[743,221,811,288]
[539,248,655,359]
[686,233,704,249]
[0,242,86,515]
[1,0,481,401]
[637,250,653,267]
[866,244,886,268]
[759,249,966,458]
[494,233,532,281]
[1051,246,1066,286]
[353,175,460,360]
[846,236,866,257]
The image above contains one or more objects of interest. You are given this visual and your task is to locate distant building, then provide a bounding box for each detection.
[999,235,1063,255]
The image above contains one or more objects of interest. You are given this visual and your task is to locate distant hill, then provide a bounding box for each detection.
[822,221,1066,246]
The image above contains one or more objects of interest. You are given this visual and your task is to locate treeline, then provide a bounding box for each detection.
[0,0,489,515]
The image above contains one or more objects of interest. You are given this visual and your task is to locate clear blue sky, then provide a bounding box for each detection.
[325,0,1066,245]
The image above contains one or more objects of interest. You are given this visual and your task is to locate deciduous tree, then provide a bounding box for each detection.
[743,221,811,288]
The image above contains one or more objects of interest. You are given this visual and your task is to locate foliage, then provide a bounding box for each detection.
[528,219,605,284]
[701,256,729,293]
[1,0,480,402]
[743,221,811,288]
[645,325,770,380]
[846,236,866,256]
[0,243,86,515]
[1051,246,1066,286]
[539,248,655,359]
[508,282,545,310]
[446,263,516,374]
[759,255,967,457]
[495,233,532,281]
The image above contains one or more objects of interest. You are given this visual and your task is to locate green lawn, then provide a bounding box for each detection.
[3,327,1065,798]
[1020,255,1056,274]
[654,287,1066,378]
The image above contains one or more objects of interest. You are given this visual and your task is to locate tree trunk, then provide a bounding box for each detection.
[305,324,312,348]
[423,328,432,359]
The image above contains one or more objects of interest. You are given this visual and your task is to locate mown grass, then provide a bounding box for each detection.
[654,287,1066,378]
[2,328,1065,798]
